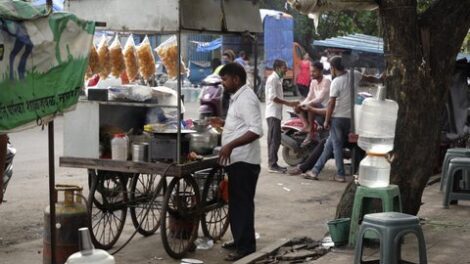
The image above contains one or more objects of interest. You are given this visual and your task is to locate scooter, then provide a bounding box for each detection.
[199,74,223,119]
[2,141,16,196]
[280,111,328,166]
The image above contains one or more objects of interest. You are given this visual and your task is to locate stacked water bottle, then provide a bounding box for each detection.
[357,85,399,188]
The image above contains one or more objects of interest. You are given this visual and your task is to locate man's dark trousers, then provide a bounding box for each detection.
[225,162,260,255]
[267,117,281,168]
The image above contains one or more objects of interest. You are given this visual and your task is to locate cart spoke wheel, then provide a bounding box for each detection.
[161,176,200,259]
[129,173,167,236]
[88,170,128,249]
[201,167,229,240]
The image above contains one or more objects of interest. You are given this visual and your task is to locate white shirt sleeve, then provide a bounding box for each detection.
[303,80,316,104]
[330,78,340,98]
[265,74,282,102]
[311,78,331,105]
[240,92,263,137]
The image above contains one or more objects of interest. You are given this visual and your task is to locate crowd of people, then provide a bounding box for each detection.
[210,49,384,261]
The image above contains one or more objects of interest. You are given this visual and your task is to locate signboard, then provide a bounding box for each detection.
[0,7,95,132]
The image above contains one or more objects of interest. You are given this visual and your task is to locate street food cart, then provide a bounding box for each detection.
[59,0,263,259]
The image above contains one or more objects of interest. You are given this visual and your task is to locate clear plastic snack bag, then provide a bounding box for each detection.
[86,44,100,79]
[123,34,139,82]
[110,34,125,78]
[155,35,187,79]
[136,35,156,81]
[97,35,111,79]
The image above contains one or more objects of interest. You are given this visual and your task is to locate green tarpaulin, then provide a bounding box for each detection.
[0,1,95,132]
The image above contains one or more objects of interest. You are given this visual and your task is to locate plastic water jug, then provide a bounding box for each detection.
[111,133,128,160]
[357,85,398,188]
[358,154,390,188]
[357,85,399,154]
[65,228,115,264]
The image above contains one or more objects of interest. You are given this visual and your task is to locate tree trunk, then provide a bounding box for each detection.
[335,0,470,216]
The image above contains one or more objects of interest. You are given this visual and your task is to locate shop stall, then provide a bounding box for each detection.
[59,0,263,259]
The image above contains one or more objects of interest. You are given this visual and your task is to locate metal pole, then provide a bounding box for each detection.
[349,67,357,175]
[176,13,182,165]
[48,121,56,264]
[350,68,355,133]
[253,35,258,96]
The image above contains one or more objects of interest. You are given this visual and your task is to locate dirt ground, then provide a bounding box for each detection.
[3,100,467,264]
[0,101,349,263]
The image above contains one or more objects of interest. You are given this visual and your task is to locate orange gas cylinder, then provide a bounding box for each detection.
[43,185,88,264]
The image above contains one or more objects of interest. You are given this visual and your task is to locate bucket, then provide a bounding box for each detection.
[327,218,350,246]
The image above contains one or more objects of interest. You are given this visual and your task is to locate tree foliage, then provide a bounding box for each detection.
[271,0,470,215]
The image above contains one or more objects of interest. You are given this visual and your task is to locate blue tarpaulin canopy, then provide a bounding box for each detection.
[314,33,469,63]
[194,38,222,52]
[314,33,383,54]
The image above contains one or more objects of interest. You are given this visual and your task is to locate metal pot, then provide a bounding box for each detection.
[189,121,219,155]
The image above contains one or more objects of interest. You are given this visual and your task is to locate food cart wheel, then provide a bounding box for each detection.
[160,176,201,259]
[87,170,128,249]
[129,173,167,236]
[201,166,229,240]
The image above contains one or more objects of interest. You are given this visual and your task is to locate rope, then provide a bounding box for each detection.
[110,163,176,255]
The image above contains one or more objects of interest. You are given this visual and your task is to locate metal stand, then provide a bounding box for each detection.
[48,121,56,264]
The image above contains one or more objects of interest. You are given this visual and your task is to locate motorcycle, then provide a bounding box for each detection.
[2,141,16,196]
[199,74,223,119]
[280,111,328,166]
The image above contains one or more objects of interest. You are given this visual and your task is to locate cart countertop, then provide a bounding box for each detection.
[59,156,219,177]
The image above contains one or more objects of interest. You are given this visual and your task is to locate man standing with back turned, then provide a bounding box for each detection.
[210,63,263,261]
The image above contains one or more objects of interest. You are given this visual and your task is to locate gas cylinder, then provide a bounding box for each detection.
[43,185,88,264]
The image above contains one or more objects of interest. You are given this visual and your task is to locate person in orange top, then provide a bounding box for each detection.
[296,53,312,98]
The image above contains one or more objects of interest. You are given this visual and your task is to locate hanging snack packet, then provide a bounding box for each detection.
[123,35,139,82]
[136,35,156,81]
[97,35,111,79]
[155,35,186,79]
[110,34,125,78]
[88,44,101,77]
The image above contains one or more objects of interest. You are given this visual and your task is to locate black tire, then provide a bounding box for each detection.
[282,146,305,166]
[87,170,128,249]
[129,174,167,236]
[160,176,201,259]
[200,167,229,240]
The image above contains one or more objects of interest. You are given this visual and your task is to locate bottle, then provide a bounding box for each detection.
[111,133,128,160]
[358,153,391,188]
[357,85,399,154]
[65,228,115,264]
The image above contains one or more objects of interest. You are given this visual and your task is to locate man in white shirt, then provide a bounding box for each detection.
[265,59,299,173]
[210,63,263,261]
[303,56,382,182]
[295,61,331,146]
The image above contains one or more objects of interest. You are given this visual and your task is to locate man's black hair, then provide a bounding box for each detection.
[273,59,287,70]
[219,62,247,85]
[329,56,345,71]
[312,61,324,71]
